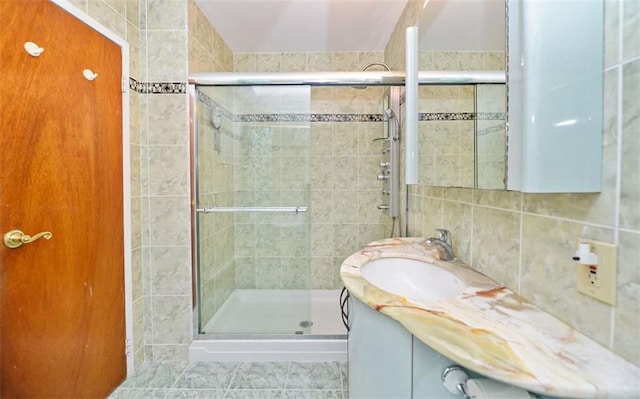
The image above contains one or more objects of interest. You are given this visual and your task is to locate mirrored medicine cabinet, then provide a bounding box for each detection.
[413,0,603,193]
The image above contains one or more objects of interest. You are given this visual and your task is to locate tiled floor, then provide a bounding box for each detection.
[109,361,348,399]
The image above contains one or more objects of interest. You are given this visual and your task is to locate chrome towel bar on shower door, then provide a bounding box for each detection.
[196,206,308,214]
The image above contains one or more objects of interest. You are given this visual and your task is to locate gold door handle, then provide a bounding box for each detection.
[3,230,52,249]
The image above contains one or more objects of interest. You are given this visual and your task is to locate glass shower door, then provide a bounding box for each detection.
[194,85,312,336]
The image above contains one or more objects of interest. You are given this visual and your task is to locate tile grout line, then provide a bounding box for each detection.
[223,362,242,396]
[609,0,625,351]
[161,362,190,398]
[284,361,292,391]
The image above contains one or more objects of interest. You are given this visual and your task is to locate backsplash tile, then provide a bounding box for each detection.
[613,231,640,366]
[472,206,520,290]
[473,190,521,211]
[405,0,640,367]
[520,216,614,347]
[620,59,640,230]
[604,0,619,68]
[622,0,640,61]
[442,201,472,263]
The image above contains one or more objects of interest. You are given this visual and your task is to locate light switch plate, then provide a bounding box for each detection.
[576,240,617,305]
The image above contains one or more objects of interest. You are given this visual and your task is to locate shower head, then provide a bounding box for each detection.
[352,61,392,89]
[383,108,396,121]
[384,108,400,141]
[362,61,391,72]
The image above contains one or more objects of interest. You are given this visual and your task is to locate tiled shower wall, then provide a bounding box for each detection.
[396,0,640,366]
[231,87,313,292]
[234,53,390,290]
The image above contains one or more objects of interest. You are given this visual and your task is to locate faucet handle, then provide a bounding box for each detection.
[434,229,452,245]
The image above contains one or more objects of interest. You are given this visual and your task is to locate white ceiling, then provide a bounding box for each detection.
[195,0,505,53]
[419,0,505,51]
[195,0,409,52]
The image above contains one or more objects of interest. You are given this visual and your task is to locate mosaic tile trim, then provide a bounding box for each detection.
[419,112,475,121]
[235,113,385,123]
[196,90,505,124]
[418,112,506,121]
[477,122,507,137]
[129,77,142,92]
[197,90,234,120]
[128,77,187,94]
[478,112,507,120]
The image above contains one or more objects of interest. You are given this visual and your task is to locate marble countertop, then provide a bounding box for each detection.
[340,237,640,399]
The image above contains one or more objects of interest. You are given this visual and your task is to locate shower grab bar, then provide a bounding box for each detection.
[196,206,308,214]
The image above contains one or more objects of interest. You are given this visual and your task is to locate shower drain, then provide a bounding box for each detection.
[299,320,313,328]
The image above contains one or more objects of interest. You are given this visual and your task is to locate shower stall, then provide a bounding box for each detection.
[187,70,504,361]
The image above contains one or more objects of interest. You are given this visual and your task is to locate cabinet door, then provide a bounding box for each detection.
[348,297,412,399]
[412,338,463,398]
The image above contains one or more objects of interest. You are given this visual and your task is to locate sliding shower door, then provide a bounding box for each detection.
[194,85,312,336]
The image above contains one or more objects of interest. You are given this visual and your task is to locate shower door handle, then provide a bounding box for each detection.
[3,229,53,249]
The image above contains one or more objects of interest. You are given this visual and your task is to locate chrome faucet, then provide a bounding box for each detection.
[425,229,455,261]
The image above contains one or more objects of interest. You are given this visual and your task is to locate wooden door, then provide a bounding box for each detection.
[0,0,126,397]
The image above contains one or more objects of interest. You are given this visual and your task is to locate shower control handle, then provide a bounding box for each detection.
[379,161,390,168]
[377,205,390,210]
[377,174,388,181]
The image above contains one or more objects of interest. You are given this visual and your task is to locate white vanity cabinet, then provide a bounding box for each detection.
[348,296,563,399]
[348,296,460,398]
[348,296,412,398]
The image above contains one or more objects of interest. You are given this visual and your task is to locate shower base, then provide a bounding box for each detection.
[190,289,348,362]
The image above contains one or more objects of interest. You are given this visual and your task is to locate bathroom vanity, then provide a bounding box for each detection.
[341,238,640,399]
[349,295,486,398]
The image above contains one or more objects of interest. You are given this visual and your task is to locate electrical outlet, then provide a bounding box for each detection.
[587,265,601,287]
[576,240,617,305]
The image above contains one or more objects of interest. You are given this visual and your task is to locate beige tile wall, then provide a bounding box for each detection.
[69,0,147,368]
[139,0,191,362]
[69,0,640,370]
[416,53,505,188]
[403,0,640,366]
[231,87,312,291]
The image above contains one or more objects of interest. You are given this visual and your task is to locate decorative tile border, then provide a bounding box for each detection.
[477,122,507,137]
[129,78,187,94]
[419,112,475,121]
[235,113,385,123]
[197,90,234,120]
[196,89,506,123]
[418,112,506,121]
[478,112,507,120]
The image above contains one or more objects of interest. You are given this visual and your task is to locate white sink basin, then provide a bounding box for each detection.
[360,257,467,301]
